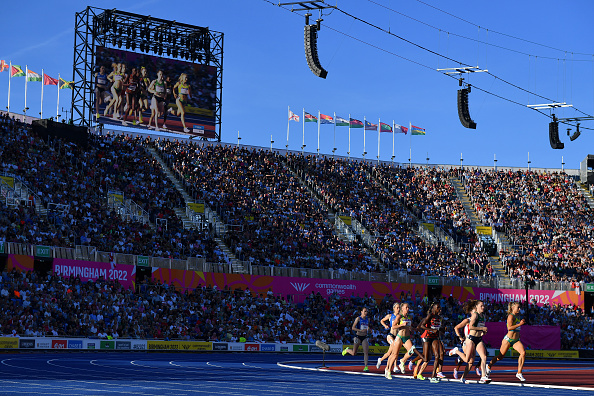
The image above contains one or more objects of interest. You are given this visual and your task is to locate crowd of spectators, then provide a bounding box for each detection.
[0,114,222,261]
[1,268,591,350]
[153,140,376,272]
[287,154,477,278]
[463,169,594,283]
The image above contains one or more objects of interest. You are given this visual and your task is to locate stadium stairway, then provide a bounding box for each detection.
[576,181,594,209]
[145,146,247,273]
[449,176,510,280]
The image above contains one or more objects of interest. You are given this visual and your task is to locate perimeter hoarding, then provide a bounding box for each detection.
[94,47,216,138]
[151,269,583,308]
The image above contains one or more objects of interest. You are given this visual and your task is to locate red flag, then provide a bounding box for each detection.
[0,60,8,72]
[43,74,59,86]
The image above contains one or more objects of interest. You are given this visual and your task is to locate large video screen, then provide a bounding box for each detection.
[94,46,217,138]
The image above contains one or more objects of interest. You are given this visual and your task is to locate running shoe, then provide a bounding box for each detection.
[416,374,425,381]
[376,357,382,369]
[385,369,392,380]
[476,367,481,376]
[453,368,458,379]
[139,114,143,123]
[516,373,526,382]
[341,348,348,356]
[184,127,190,132]
[408,361,414,371]
[485,365,491,375]
[479,376,491,384]
[398,361,405,374]
[460,378,466,384]
[448,347,459,357]
[393,365,399,373]
[430,377,439,383]
[363,366,369,372]
[162,124,168,130]
[437,372,446,379]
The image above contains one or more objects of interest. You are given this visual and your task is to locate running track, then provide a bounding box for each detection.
[0,352,592,395]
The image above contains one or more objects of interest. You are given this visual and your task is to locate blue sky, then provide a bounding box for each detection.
[1,0,593,169]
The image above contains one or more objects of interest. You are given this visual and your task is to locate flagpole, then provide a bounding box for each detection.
[302,108,305,153]
[57,73,60,120]
[392,120,395,162]
[317,110,320,155]
[287,106,290,153]
[348,114,351,158]
[7,61,11,113]
[24,65,28,121]
[377,117,381,164]
[41,69,44,119]
[409,122,412,168]
[363,116,367,160]
[332,112,337,158]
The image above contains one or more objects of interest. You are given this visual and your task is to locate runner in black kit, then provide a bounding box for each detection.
[342,307,371,372]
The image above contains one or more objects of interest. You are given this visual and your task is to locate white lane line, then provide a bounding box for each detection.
[277,362,594,391]
[206,362,224,368]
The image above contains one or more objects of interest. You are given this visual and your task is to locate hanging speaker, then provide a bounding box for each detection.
[304,24,328,79]
[549,117,564,149]
[457,88,477,129]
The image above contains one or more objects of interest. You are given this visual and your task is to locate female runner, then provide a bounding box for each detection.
[147,70,168,131]
[452,300,483,379]
[486,301,527,382]
[172,73,192,132]
[94,65,109,119]
[376,302,402,379]
[449,300,490,383]
[393,303,426,379]
[342,307,371,372]
[416,302,445,382]
[104,63,124,119]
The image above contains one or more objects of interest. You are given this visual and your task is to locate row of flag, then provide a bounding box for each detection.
[289,109,426,135]
[1,60,73,89]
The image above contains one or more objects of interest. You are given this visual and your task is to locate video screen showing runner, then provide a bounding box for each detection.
[95,46,216,138]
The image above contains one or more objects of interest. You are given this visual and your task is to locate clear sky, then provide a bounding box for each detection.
[1,0,593,169]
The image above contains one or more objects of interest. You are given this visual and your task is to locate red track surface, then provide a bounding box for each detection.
[326,363,594,389]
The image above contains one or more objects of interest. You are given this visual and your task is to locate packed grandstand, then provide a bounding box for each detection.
[1,112,593,349]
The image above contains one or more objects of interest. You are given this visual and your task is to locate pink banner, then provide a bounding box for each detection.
[482,322,560,350]
[442,286,583,308]
[53,258,136,289]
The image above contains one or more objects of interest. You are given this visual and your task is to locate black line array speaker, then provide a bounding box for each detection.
[549,119,564,149]
[457,88,477,129]
[304,24,328,79]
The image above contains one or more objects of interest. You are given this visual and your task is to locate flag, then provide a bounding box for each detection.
[411,125,426,135]
[26,69,42,82]
[349,118,363,128]
[0,60,8,72]
[394,124,408,134]
[304,112,317,122]
[289,110,300,122]
[335,116,349,126]
[319,113,333,124]
[364,120,377,131]
[59,78,73,89]
[43,74,59,86]
[380,122,392,133]
[11,65,25,77]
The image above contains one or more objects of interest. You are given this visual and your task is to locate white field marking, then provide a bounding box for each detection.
[277,363,594,392]
[242,362,262,369]
[206,362,224,368]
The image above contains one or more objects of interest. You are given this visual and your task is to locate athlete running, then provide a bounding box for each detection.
[449,300,490,384]
[486,301,527,382]
[376,302,402,379]
[342,307,371,372]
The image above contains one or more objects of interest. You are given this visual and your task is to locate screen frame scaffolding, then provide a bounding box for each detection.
[72,6,224,141]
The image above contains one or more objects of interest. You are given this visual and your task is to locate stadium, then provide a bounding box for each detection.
[1,1,594,395]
